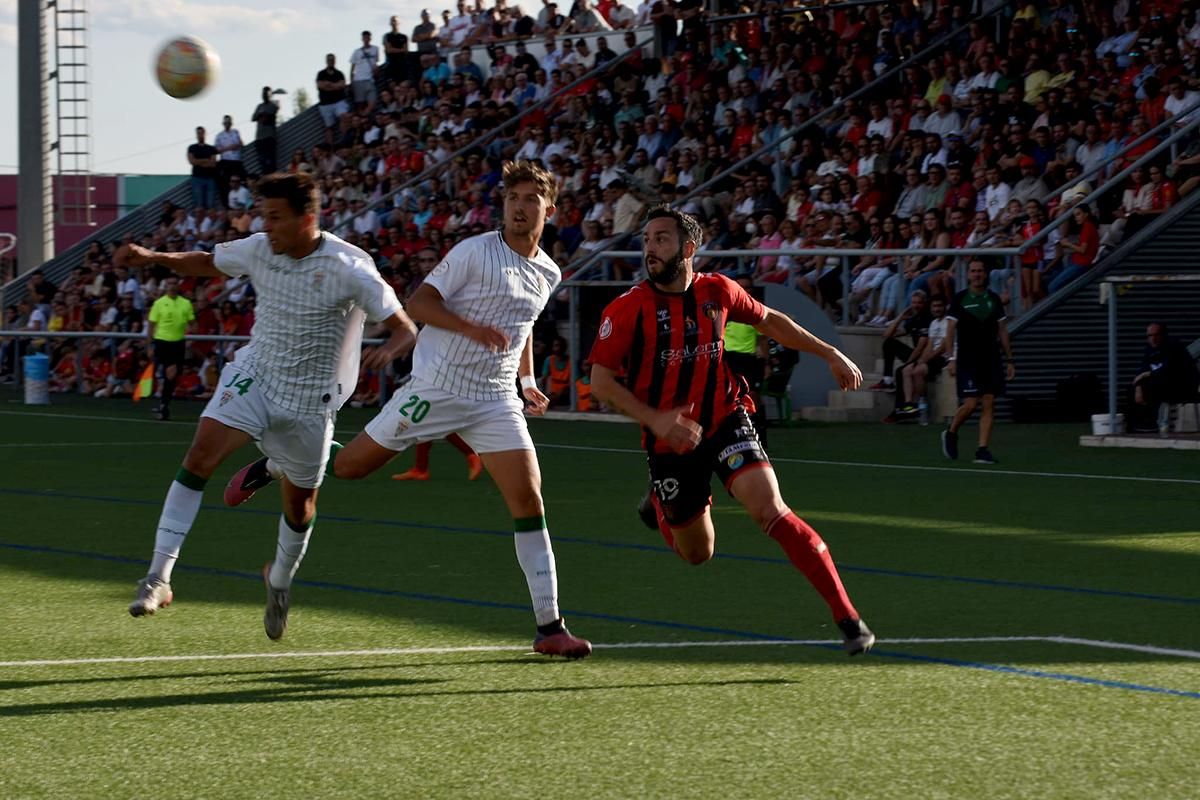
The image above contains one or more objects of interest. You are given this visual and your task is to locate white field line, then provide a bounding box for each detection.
[0,441,190,448]
[3,408,1198,486]
[0,636,1197,669]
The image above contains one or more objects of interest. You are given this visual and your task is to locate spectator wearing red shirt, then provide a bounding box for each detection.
[1048,206,1099,293]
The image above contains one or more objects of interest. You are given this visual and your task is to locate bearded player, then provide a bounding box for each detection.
[589,206,875,655]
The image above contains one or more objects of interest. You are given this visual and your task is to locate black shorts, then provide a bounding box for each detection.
[724,352,764,392]
[153,339,186,368]
[956,358,1005,398]
[923,356,945,382]
[647,407,770,525]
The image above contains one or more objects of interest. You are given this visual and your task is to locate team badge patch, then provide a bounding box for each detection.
[599,317,613,339]
[702,301,719,320]
[432,261,450,276]
[394,419,410,437]
[219,390,234,407]
[312,271,325,289]
[727,454,745,470]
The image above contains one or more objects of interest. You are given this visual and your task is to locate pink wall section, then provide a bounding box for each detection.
[0,174,122,256]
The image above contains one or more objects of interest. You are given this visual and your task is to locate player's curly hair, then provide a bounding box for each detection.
[502,160,558,206]
[257,172,320,218]
[643,204,704,250]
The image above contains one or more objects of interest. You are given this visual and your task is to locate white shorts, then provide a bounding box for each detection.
[364,376,533,454]
[202,362,335,489]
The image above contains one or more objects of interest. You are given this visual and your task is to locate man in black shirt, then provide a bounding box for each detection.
[941,258,1014,464]
[412,9,438,57]
[383,15,410,82]
[1131,323,1200,432]
[251,86,279,175]
[316,53,349,142]
[187,126,219,209]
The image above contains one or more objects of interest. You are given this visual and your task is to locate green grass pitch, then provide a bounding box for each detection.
[0,389,1197,799]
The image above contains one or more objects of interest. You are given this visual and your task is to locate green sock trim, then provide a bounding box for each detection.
[514,515,547,533]
[324,441,343,478]
[283,513,315,533]
[175,467,208,491]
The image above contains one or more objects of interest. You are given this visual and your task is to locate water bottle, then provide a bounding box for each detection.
[918,397,929,426]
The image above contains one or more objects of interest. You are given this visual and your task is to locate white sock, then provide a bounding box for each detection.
[514,522,560,626]
[269,515,312,589]
[149,478,205,583]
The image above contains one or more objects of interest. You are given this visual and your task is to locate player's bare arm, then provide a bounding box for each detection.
[120,243,221,278]
[520,334,549,416]
[590,363,701,453]
[755,308,862,390]
[406,283,510,351]
[361,311,419,370]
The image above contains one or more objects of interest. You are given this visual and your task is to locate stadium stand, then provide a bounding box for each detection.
[4,1,1200,420]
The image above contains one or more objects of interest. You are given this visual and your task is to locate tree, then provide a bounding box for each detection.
[294,88,311,115]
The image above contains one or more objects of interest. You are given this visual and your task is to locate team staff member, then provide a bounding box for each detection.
[146,277,195,421]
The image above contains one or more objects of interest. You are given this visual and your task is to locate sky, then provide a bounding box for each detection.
[0,0,432,176]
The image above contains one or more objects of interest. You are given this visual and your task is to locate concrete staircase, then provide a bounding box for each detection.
[798,327,889,423]
[796,326,957,424]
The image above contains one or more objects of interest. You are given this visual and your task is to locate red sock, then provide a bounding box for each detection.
[413,441,432,472]
[446,433,475,457]
[650,494,677,552]
[767,511,858,621]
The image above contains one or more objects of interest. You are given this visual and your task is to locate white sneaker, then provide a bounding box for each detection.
[129,576,173,617]
[262,563,290,640]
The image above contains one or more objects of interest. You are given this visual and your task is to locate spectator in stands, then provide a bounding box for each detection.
[226,175,252,211]
[316,54,351,144]
[1130,322,1200,432]
[870,289,929,394]
[540,336,571,407]
[383,16,412,83]
[187,127,219,210]
[350,30,381,114]
[251,87,279,175]
[215,115,245,203]
[1047,205,1098,294]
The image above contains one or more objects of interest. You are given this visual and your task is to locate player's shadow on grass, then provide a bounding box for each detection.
[0,676,792,717]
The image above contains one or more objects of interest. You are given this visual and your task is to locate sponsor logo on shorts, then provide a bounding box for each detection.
[599,316,613,340]
[394,420,410,437]
[219,390,234,407]
[727,454,744,470]
[717,441,758,462]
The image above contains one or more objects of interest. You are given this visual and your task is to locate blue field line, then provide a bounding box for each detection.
[1,539,1197,700]
[3,486,1199,607]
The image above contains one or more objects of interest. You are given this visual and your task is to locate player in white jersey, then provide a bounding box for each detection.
[122,173,418,639]
[225,161,592,659]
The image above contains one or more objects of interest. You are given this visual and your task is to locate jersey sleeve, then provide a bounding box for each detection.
[719,274,768,325]
[183,299,196,324]
[212,234,264,279]
[147,299,161,324]
[990,290,1008,323]
[348,256,404,323]
[588,291,639,373]
[421,239,476,300]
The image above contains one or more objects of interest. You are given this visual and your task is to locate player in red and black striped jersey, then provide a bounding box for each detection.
[589,206,876,656]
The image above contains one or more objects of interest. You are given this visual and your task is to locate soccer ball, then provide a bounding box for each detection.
[155,36,220,99]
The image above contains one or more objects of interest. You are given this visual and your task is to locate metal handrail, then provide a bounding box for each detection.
[329,34,656,238]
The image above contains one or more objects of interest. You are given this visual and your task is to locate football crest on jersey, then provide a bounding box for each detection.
[312,271,325,289]
[598,316,613,339]
[702,301,719,320]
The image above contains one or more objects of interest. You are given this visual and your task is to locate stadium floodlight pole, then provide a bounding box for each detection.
[18,0,52,273]
[330,35,656,238]
[678,2,1010,208]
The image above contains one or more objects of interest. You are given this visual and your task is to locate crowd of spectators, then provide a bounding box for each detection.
[10,0,1200,406]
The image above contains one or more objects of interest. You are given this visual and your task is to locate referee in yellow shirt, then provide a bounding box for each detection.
[147,277,195,420]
